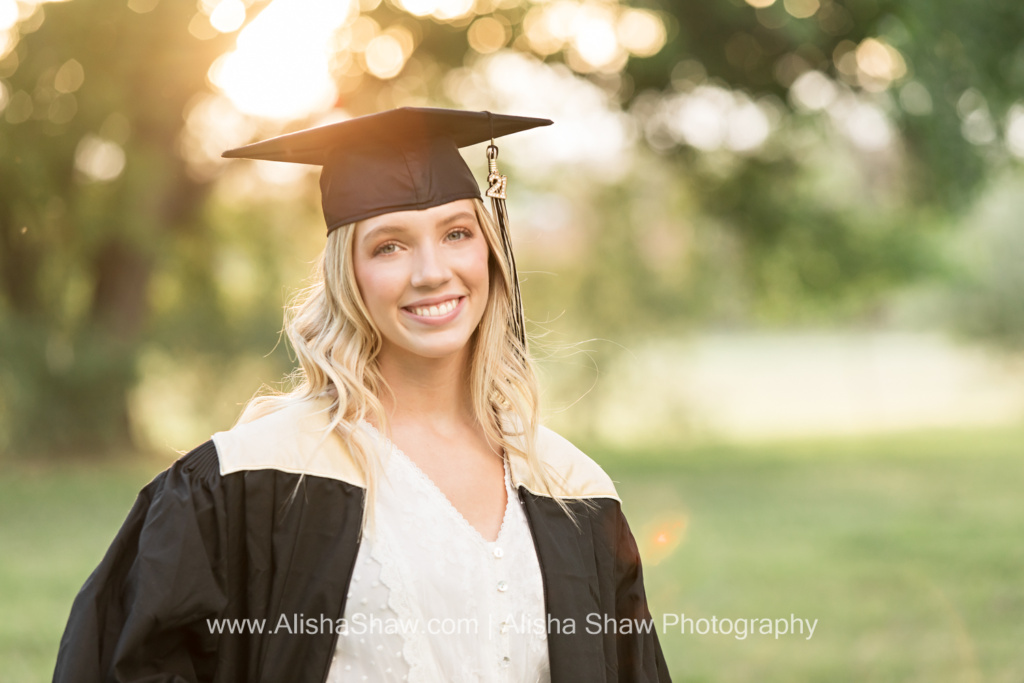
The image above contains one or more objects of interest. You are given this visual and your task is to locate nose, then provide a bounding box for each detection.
[410,242,451,289]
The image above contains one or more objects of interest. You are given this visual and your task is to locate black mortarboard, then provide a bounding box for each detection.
[222,107,552,353]
[221,107,551,233]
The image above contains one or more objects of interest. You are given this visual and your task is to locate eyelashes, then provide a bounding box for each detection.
[372,228,474,257]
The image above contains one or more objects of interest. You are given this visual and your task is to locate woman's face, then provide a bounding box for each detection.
[352,198,491,366]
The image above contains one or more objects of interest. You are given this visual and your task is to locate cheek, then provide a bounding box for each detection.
[353,261,393,318]
[465,242,492,291]
[352,261,371,305]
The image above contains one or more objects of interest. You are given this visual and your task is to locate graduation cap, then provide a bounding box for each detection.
[222,107,553,352]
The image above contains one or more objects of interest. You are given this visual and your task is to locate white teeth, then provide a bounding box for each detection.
[410,298,458,317]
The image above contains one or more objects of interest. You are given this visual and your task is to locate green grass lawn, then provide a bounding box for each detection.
[600,427,1024,683]
[2,427,1023,682]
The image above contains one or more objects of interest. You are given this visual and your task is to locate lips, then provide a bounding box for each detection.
[402,296,463,318]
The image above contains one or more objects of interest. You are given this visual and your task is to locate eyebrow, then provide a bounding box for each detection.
[440,211,477,226]
[361,211,478,245]
[361,225,405,244]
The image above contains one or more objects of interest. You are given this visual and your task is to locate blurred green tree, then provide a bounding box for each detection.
[0,0,245,452]
[346,0,1023,331]
[2,0,1022,454]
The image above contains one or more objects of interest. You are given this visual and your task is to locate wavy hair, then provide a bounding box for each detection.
[238,198,579,534]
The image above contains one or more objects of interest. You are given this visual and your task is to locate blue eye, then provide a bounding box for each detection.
[447,228,471,241]
[375,243,398,256]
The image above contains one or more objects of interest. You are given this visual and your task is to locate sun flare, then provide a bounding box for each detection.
[210,0,353,120]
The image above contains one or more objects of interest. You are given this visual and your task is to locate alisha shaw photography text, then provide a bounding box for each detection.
[206,612,819,641]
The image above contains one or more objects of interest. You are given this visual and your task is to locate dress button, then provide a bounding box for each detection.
[493,546,504,559]
[497,580,508,592]
[499,656,511,668]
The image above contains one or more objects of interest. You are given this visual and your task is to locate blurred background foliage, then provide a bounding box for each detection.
[1,0,1023,454]
[3,2,1024,681]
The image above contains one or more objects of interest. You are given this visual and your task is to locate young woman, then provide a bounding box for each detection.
[53,108,671,682]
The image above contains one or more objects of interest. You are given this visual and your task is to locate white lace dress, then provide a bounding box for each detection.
[326,422,551,683]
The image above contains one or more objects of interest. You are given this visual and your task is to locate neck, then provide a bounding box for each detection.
[375,343,475,431]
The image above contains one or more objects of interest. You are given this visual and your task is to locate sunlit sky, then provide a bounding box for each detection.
[209,0,352,121]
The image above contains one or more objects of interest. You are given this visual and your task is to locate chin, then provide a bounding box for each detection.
[388,331,476,362]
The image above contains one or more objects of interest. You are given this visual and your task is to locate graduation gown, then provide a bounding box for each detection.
[53,400,671,682]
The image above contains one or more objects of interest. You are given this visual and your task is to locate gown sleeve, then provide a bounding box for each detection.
[53,441,229,683]
[610,503,672,682]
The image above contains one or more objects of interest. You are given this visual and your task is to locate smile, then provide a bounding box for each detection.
[403,297,463,319]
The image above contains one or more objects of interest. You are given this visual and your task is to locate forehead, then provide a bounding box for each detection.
[356,198,479,238]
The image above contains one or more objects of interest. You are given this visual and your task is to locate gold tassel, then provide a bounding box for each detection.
[485,136,526,355]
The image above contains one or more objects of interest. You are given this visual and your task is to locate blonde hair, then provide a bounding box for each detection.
[239,198,579,533]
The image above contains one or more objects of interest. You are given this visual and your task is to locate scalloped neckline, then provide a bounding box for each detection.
[359,420,513,546]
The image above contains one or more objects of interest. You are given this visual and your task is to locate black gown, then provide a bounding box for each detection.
[53,399,672,682]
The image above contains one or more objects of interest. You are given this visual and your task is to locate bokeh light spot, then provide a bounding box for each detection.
[127,0,160,14]
[386,25,415,58]
[616,8,665,58]
[896,81,930,116]
[0,0,18,31]
[833,40,857,75]
[1006,104,1024,158]
[571,5,620,70]
[522,6,563,56]
[395,0,435,17]
[790,70,836,111]
[54,59,85,94]
[364,33,405,79]
[210,0,246,33]
[744,0,776,8]
[432,0,474,21]
[639,514,688,566]
[75,135,126,182]
[855,37,906,90]
[543,1,578,41]
[783,0,819,19]
[957,88,985,119]
[468,16,508,55]
[961,108,996,146]
[0,28,16,59]
[832,98,892,150]
[180,93,257,176]
[656,85,774,153]
[346,16,380,52]
[727,99,772,151]
[188,13,219,40]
